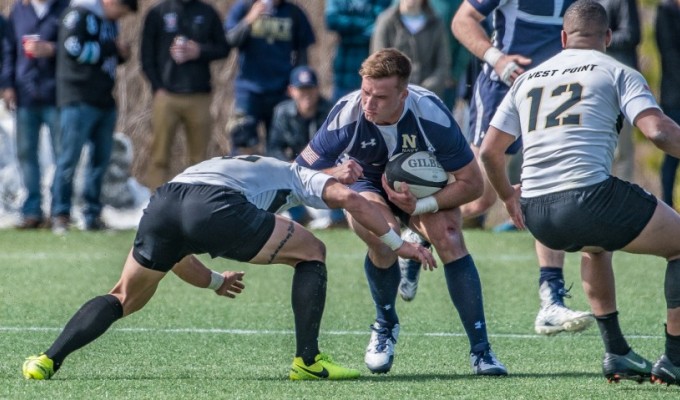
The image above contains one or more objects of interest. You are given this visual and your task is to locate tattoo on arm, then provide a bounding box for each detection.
[267,221,295,264]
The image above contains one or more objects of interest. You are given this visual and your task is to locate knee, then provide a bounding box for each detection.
[109,290,145,317]
[306,238,326,262]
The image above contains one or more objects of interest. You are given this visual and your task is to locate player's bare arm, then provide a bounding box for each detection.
[322,179,437,269]
[479,126,526,229]
[172,255,245,298]
[322,158,363,184]
[452,1,531,85]
[635,108,680,158]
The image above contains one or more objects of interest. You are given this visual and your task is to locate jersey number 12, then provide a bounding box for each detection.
[526,83,583,132]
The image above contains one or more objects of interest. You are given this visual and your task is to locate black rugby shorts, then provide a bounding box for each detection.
[132,183,275,272]
[521,176,657,252]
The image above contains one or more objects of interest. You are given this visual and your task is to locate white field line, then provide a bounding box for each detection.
[0,326,661,340]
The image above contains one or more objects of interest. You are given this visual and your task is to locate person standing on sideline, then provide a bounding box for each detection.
[440,0,594,336]
[480,0,680,384]
[370,0,451,100]
[324,0,391,102]
[656,0,680,210]
[140,0,231,191]
[50,0,138,234]
[296,48,508,376]
[224,0,315,156]
[1,0,68,229]
[22,155,435,381]
[596,0,640,183]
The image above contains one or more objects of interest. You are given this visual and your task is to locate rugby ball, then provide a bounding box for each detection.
[385,151,447,198]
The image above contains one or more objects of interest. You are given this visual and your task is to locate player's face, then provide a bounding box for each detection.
[360,76,407,125]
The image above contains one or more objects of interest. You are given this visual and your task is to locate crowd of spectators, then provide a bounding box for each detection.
[0,0,676,234]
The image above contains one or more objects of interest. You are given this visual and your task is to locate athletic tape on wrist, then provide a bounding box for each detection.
[500,61,519,86]
[207,270,225,290]
[379,230,404,251]
[483,47,503,67]
[412,196,439,216]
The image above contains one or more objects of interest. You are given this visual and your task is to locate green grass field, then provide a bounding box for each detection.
[1,228,677,399]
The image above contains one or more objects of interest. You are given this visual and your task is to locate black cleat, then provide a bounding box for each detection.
[602,349,652,383]
[651,355,680,386]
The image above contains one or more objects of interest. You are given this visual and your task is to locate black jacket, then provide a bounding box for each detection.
[141,0,230,94]
[267,97,333,161]
[56,3,122,108]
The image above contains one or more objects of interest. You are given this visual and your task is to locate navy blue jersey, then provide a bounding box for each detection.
[469,0,576,74]
[295,85,473,184]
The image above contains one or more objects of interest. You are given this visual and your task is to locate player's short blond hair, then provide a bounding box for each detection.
[359,48,412,90]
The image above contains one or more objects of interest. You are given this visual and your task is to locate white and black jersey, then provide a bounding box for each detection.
[491,49,660,197]
[171,155,332,213]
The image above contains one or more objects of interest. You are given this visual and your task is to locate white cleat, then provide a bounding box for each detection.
[534,303,594,335]
[365,322,400,373]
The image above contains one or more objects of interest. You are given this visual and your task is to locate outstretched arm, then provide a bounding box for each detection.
[172,255,245,298]
[321,180,437,269]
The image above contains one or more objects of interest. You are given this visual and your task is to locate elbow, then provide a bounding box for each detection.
[451,15,465,40]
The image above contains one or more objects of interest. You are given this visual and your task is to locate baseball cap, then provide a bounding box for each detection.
[290,66,318,88]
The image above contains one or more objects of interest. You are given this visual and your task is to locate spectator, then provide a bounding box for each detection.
[325,0,391,101]
[140,0,231,191]
[2,0,68,229]
[267,65,335,227]
[656,0,680,209]
[224,0,315,155]
[267,66,332,162]
[596,0,641,183]
[370,0,451,99]
[50,0,138,234]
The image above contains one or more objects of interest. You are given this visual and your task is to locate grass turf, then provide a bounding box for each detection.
[0,228,676,399]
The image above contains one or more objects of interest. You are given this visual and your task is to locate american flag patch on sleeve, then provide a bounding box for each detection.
[300,146,320,165]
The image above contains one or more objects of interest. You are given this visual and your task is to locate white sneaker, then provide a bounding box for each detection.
[470,349,508,376]
[398,228,428,302]
[534,303,594,335]
[364,322,400,373]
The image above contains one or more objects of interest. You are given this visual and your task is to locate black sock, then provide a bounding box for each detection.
[292,261,326,365]
[45,294,123,371]
[595,311,630,355]
[444,255,489,353]
[665,325,680,365]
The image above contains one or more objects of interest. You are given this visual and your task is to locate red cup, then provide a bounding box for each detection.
[22,34,40,59]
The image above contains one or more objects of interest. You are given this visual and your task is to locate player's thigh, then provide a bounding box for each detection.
[110,250,166,316]
[411,208,468,263]
[623,201,680,260]
[248,215,325,266]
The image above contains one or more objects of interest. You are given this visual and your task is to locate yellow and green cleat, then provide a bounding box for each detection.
[290,353,360,380]
[23,354,55,380]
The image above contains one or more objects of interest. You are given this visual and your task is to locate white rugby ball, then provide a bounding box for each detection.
[385,151,447,198]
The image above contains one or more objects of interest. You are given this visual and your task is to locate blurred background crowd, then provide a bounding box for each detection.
[0,0,675,231]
